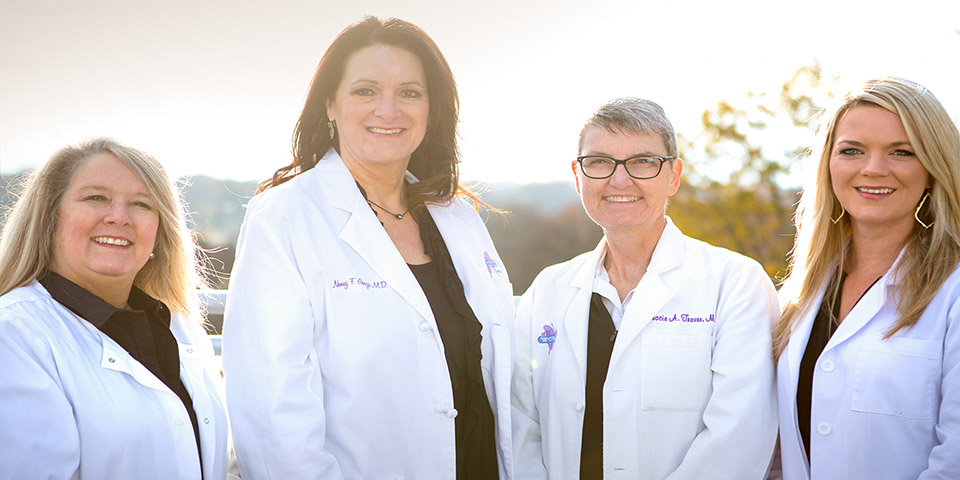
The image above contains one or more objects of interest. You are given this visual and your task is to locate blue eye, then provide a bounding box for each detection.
[837,148,862,156]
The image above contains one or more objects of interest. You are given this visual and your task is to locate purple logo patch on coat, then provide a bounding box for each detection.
[484,251,502,277]
[538,324,557,353]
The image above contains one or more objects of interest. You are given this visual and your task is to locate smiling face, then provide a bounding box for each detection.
[50,153,159,303]
[575,127,682,237]
[326,44,429,173]
[830,105,930,235]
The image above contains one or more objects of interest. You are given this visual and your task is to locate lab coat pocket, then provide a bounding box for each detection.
[851,335,940,419]
[639,333,713,412]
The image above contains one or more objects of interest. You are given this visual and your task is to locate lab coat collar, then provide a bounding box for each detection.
[822,245,905,351]
[563,216,684,382]
[308,149,439,331]
[610,218,682,367]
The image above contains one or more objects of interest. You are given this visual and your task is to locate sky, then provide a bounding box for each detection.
[2,0,959,185]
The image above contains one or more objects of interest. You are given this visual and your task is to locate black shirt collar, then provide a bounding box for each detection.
[38,272,168,327]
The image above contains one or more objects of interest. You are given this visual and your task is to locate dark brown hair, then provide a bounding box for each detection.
[259,16,466,211]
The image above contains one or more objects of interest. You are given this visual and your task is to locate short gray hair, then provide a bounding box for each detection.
[578,97,678,156]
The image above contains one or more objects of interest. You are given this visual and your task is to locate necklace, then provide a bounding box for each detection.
[366,199,409,220]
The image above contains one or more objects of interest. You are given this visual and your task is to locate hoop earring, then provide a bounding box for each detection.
[915,190,934,229]
[327,120,336,140]
[831,205,845,224]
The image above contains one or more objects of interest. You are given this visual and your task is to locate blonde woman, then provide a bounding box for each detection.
[774,78,960,479]
[0,139,231,479]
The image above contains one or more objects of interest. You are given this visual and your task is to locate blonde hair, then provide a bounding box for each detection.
[775,77,960,359]
[0,138,207,316]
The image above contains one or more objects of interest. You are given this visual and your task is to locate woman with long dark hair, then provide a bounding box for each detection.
[223,17,514,479]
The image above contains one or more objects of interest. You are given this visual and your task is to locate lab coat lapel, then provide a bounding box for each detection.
[563,239,607,387]
[608,220,681,369]
[314,153,435,327]
[784,289,822,390]
[427,201,506,321]
[427,200,515,471]
[824,247,903,352]
[823,275,889,352]
[780,284,823,464]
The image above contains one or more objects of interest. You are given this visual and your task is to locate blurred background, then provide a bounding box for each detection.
[2,0,959,301]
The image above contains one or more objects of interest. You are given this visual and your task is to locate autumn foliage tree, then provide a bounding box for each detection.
[670,64,834,282]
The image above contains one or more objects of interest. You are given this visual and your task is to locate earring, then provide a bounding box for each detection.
[149,252,155,260]
[327,121,335,140]
[831,205,845,224]
[915,189,934,229]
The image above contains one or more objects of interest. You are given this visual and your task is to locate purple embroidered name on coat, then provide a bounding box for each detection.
[650,313,716,323]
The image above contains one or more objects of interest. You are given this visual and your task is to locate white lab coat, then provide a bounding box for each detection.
[222,149,515,479]
[513,220,779,479]
[775,258,960,479]
[0,281,231,480]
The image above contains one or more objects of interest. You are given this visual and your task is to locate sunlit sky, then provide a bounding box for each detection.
[2,0,958,184]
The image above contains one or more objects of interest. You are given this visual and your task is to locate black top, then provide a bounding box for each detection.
[580,292,618,478]
[408,210,498,480]
[797,271,880,460]
[39,272,203,473]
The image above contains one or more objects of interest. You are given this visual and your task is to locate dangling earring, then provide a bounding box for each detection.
[831,205,845,224]
[327,120,336,140]
[915,189,934,229]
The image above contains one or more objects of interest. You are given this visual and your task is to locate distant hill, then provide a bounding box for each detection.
[0,172,592,293]
[0,169,796,292]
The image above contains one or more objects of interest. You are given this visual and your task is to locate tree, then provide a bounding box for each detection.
[671,63,835,282]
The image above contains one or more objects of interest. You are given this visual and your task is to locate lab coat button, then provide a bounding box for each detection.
[418,322,432,332]
[186,347,194,354]
[107,357,116,363]
[204,417,210,424]
[821,360,835,372]
[816,422,831,435]
[175,419,184,426]
[575,402,584,413]
[446,408,458,418]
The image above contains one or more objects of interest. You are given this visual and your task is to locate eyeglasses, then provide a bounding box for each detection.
[576,155,677,179]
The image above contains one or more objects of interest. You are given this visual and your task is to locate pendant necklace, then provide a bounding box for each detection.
[366,198,409,220]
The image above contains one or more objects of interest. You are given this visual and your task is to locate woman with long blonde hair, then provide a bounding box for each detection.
[0,138,231,479]
[774,78,960,479]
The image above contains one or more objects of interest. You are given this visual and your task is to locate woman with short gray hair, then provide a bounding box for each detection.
[512,97,779,479]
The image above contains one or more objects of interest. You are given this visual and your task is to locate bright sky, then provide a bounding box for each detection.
[2,0,958,184]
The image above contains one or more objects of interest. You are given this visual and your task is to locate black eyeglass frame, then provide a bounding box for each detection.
[576,155,678,179]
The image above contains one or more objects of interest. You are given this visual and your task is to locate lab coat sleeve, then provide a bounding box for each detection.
[222,212,345,480]
[918,293,960,479]
[667,263,779,480]
[511,279,549,479]
[0,313,80,480]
